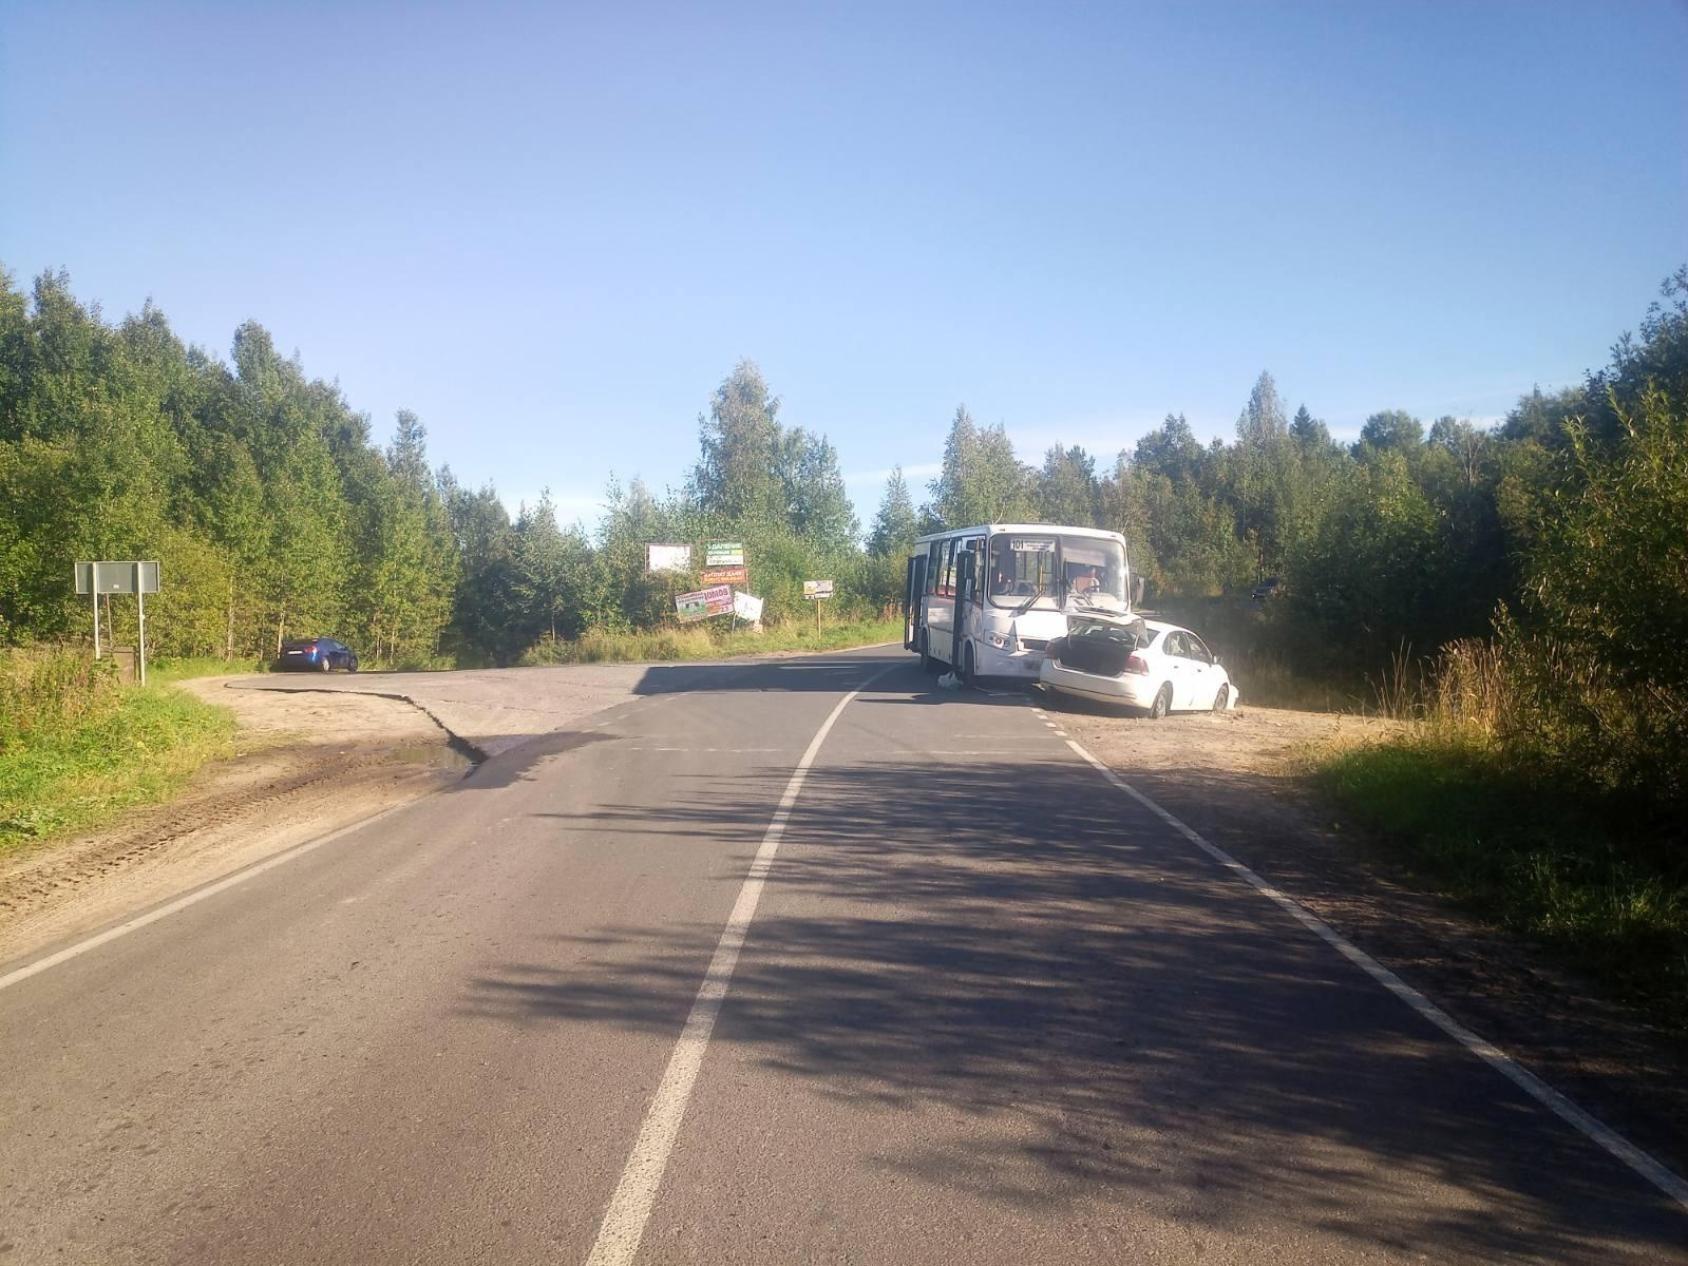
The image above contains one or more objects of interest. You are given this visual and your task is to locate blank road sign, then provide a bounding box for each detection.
[75,561,161,594]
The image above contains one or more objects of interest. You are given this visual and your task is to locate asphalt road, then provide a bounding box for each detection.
[2,650,1684,1263]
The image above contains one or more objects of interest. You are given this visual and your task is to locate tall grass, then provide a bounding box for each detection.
[0,647,123,751]
[1314,634,1688,1025]
[0,646,236,851]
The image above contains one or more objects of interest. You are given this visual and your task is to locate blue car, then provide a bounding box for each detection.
[275,637,360,672]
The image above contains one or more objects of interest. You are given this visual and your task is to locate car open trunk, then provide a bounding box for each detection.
[1054,612,1147,677]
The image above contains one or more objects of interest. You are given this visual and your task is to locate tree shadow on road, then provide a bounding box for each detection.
[463,754,1685,1262]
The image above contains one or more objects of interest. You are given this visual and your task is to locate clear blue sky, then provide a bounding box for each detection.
[3,1,1684,529]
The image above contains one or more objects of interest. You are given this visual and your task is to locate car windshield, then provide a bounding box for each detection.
[986,533,1128,610]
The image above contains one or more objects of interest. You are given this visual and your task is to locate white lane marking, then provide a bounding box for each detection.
[0,798,420,994]
[1060,735,1688,1216]
[585,666,896,1266]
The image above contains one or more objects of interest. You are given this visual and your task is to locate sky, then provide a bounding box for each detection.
[2,1,1684,530]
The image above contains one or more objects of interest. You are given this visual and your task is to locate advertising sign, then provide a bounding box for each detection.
[646,543,693,574]
[699,564,748,587]
[675,584,734,623]
[705,541,745,568]
[732,591,764,623]
[802,579,835,600]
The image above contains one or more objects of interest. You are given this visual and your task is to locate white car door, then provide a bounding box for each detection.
[1182,633,1216,708]
[1160,631,1191,710]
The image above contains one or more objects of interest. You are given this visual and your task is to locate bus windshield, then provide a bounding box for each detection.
[986,533,1127,611]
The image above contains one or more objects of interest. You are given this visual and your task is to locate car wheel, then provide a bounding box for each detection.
[318,654,333,673]
[348,656,359,673]
[1212,684,1229,713]
[1149,683,1172,720]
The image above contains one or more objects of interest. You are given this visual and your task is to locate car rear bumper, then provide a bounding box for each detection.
[1038,660,1158,708]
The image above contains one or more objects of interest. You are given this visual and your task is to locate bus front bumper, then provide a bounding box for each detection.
[976,639,1047,678]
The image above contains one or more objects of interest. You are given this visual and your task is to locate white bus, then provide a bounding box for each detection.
[903,523,1141,682]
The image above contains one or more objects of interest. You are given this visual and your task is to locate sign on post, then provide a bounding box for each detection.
[675,584,734,623]
[699,564,748,587]
[74,561,161,684]
[705,542,745,568]
[646,544,693,574]
[731,591,764,624]
[802,579,835,600]
[75,561,160,595]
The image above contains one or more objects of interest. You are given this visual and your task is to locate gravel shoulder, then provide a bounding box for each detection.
[1042,691,1688,1182]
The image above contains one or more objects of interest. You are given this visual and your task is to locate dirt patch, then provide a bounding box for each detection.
[0,682,470,967]
[1043,694,1688,1183]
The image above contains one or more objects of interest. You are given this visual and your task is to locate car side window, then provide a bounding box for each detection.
[1187,635,1212,664]
[1163,631,1186,657]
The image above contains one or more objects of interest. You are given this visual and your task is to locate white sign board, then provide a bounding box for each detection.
[803,579,835,600]
[705,541,745,568]
[732,591,764,623]
[646,543,693,574]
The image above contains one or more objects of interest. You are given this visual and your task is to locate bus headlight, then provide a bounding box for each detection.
[986,631,1010,650]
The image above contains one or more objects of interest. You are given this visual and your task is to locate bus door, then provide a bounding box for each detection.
[904,554,927,651]
[927,537,956,665]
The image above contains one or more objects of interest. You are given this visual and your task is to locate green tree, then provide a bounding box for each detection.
[867,466,919,557]
[1035,444,1099,526]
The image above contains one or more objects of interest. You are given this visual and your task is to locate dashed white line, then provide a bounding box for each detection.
[584,666,896,1266]
[1059,733,1688,1217]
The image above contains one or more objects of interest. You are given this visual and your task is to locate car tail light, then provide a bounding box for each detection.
[1125,653,1150,675]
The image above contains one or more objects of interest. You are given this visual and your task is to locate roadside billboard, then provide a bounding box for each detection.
[802,579,835,600]
[646,544,693,574]
[699,564,748,587]
[705,541,745,568]
[675,584,734,623]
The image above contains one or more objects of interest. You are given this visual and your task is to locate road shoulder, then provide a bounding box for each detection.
[1046,696,1688,1185]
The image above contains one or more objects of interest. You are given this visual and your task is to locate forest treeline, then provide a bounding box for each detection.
[2,264,1684,804]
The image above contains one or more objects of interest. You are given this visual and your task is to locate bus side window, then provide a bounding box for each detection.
[965,537,984,602]
[926,541,943,594]
[940,538,956,596]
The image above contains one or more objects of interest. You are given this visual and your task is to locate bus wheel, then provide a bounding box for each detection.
[919,631,938,674]
[961,641,976,686]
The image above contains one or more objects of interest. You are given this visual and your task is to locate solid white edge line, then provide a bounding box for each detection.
[1060,735,1688,1216]
[0,796,422,994]
[584,666,897,1266]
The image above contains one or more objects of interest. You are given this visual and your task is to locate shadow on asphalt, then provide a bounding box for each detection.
[461,755,1686,1261]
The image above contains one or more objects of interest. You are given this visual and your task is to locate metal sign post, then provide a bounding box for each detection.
[803,579,835,636]
[75,561,160,681]
[135,563,147,686]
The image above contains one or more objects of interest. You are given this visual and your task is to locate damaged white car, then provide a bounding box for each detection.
[1039,615,1239,718]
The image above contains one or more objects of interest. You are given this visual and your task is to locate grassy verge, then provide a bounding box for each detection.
[521,617,903,665]
[1313,728,1688,1027]
[0,670,237,853]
